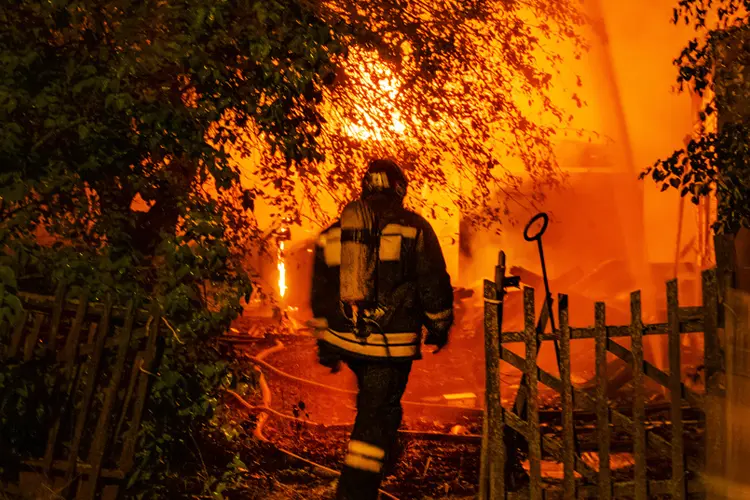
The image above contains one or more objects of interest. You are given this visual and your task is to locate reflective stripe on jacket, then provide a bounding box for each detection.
[314,329,420,358]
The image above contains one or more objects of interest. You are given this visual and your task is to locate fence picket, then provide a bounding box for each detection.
[702,269,721,387]
[492,253,507,499]
[479,416,489,500]
[23,313,45,361]
[60,288,90,363]
[595,302,611,500]
[43,288,90,476]
[482,273,504,499]
[80,300,137,499]
[667,280,686,500]
[558,293,576,499]
[120,305,161,472]
[47,282,67,354]
[8,310,28,358]
[524,287,542,497]
[63,294,113,495]
[630,291,647,500]
[112,352,141,455]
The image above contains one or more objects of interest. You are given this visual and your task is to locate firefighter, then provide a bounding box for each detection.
[308,159,454,500]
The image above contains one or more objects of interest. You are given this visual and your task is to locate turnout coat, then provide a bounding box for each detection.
[310,194,454,360]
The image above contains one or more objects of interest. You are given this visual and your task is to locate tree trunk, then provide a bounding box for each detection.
[734,229,750,292]
[715,25,750,296]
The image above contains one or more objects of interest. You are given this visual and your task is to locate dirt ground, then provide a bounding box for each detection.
[223,333,487,499]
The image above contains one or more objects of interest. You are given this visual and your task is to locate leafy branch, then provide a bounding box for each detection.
[642,3,750,234]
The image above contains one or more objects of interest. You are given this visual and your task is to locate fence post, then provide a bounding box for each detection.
[481,251,506,499]
[667,280,687,499]
[630,291,648,500]
[524,287,542,497]
[595,302,611,499]
[559,293,575,499]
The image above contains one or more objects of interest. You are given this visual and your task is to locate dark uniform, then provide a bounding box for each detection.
[309,159,454,500]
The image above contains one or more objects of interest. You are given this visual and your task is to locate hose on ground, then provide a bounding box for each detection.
[248,340,401,500]
[244,353,483,412]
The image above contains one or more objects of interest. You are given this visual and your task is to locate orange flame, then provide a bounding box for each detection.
[277,240,287,299]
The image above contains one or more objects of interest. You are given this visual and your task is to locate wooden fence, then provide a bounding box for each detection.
[480,251,725,499]
[0,286,162,500]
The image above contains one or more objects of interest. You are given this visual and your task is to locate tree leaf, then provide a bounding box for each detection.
[0,266,17,289]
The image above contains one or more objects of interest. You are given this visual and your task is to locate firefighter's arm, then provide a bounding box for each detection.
[416,221,454,350]
[309,239,341,372]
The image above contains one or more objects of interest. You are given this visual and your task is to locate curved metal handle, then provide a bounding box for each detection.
[523,212,549,242]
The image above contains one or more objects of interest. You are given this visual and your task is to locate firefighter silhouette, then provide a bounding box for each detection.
[309,159,455,500]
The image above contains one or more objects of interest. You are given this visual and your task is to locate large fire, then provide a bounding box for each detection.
[343,58,405,142]
[234,0,713,381]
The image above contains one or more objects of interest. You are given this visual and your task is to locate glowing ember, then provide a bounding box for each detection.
[277,241,287,299]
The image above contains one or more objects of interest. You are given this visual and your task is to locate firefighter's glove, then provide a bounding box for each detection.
[316,340,342,373]
[424,330,448,353]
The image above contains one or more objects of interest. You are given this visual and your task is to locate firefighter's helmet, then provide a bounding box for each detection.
[361,159,408,200]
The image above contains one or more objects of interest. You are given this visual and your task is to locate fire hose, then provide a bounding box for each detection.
[243,352,485,412]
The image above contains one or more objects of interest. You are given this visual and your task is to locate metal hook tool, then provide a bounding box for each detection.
[505,212,581,475]
[508,213,563,428]
[523,212,559,353]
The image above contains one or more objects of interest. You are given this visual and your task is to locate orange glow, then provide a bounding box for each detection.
[230,0,715,377]
[278,241,287,299]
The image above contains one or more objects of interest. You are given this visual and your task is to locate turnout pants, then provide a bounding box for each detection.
[336,358,412,500]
